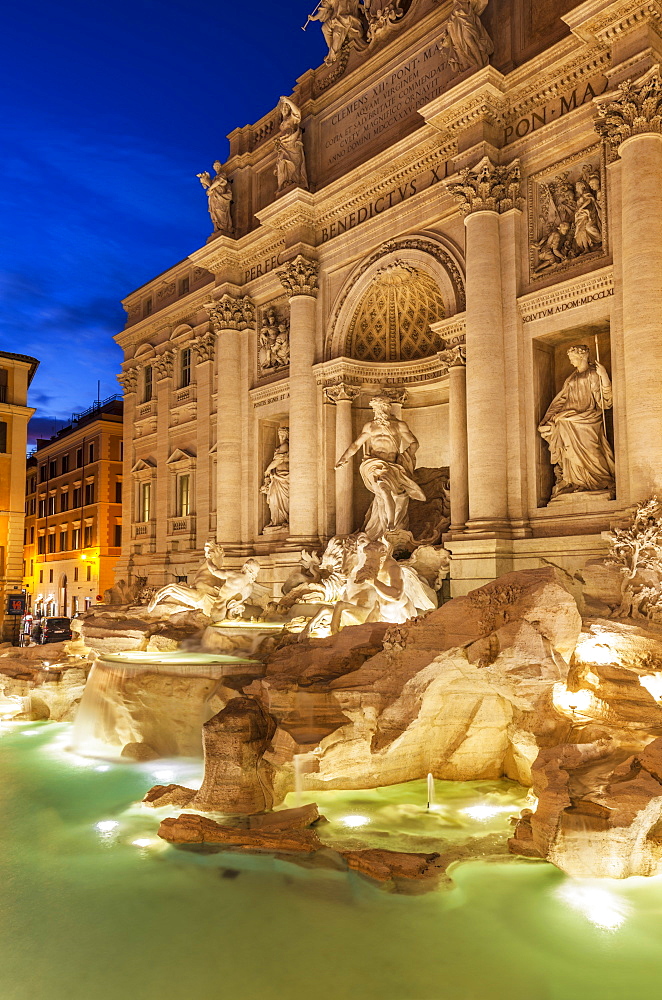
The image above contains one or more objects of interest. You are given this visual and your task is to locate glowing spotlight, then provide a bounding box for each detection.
[555,882,630,931]
[640,674,662,702]
[552,683,593,717]
[575,637,615,666]
[132,838,153,848]
[461,804,514,822]
[95,765,111,773]
[341,815,370,828]
[95,820,118,833]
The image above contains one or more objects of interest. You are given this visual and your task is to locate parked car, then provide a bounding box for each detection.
[31,617,72,644]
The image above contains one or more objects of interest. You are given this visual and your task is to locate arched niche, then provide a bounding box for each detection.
[325,235,465,361]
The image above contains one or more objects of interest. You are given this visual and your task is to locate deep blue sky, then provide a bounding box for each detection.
[1,0,327,443]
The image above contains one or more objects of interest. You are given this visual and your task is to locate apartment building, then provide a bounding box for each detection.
[0,351,39,641]
[25,397,124,617]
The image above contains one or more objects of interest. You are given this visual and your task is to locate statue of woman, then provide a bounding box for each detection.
[441,0,493,72]
[538,344,615,501]
[274,98,308,192]
[197,162,234,234]
[261,426,290,528]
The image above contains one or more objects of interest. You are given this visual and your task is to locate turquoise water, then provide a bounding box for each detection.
[2,723,662,1000]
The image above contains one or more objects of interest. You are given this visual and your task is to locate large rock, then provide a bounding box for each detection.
[158,812,323,853]
[190,697,278,814]
[510,737,662,878]
[250,568,581,794]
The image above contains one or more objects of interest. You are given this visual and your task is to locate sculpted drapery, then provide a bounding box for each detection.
[538,345,615,500]
[261,427,290,528]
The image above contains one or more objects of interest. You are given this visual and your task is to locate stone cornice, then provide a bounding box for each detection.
[314,353,453,387]
[188,236,242,276]
[594,64,662,145]
[430,313,467,348]
[418,67,507,138]
[256,188,317,236]
[518,266,614,324]
[563,0,662,46]
[249,379,291,409]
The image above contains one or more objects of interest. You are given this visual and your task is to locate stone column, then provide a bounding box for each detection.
[193,330,215,550]
[153,351,174,575]
[447,156,522,532]
[596,68,662,498]
[206,294,255,551]
[325,384,360,536]
[115,366,139,579]
[447,349,469,531]
[278,256,319,544]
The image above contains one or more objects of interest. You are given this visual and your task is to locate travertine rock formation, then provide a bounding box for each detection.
[190,697,278,814]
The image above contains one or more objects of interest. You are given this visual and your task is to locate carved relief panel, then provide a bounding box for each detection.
[528,146,607,282]
[257,302,290,379]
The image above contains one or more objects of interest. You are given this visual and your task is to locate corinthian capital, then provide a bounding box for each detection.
[594,66,662,148]
[324,383,360,404]
[117,367,139,393]
[193,330,216,363]
[205,293,255,331]
[153,351,174,381]
[277,255,319,298]
[446,156,523,215]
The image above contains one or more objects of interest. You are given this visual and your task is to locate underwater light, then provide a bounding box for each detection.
[555,882,630,931]
[341,814,370,828]
[462,804,513,821]
[132,838,153,848]
[95,820,118,833]
[95,765,111,773]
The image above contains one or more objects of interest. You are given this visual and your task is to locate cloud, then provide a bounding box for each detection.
[27,415,71,448]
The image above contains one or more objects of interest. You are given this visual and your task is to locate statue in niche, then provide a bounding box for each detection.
[538,344,615,502]
[439,0,493,73]
[197,162,234,235]
[259,308,290,374]
[275,97,308,192]
[335,395,426,538]
[261,426,290,529]
[306,0,365,64]
[147,540,261,620]
[533,160,603,276]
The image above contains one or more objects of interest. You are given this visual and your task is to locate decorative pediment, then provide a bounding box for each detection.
[166,448,196,469]
[131,458,156,475]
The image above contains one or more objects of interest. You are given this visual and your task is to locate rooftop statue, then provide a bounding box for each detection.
[274,97,308,192]
[147,541,261,620]
[305,0,366,65]
[335,394,425,538]
[197,162,234,235]
[440,0,493,72]
[538,344,615,501]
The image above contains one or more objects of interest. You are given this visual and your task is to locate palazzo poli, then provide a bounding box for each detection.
[114,0,662,598]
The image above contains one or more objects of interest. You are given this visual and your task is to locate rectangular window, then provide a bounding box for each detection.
[179,276,189,296]
[30,559,34,575]
[73,487,81,508]
[88,443,95,463]
[61,454,69,474]
[39,569,43,583]
[38,498,46,518]
[72,527,81,550]
[48,534,56,553]
[76,448,83,469]
[30,498,36,515]
[49,569,54,583]
[180,348,191,388]
[86,565,92,582]
[47,496,56,516]
[59,530,67,552]
[85,483,95,505]
[140,482,151,522]
[84,524,94,547]
[143,366,153,403]
[0,421,6,454]
[40,465,47,482]
[115,481,123,503]
[38,536,45,554]
[114,523,122,546]
[177,474,190,517]
[0,368,7,404]
[120,440,124,461]
[30,526,34,543]
[74,567,78,582]
[60,492,69,512]
[143,298,153,318]
[49,460,57,479]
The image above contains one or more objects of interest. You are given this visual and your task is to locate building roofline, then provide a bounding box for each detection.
[0,351,40,385]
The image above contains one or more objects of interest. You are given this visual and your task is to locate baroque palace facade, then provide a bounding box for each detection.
[115,0,662,596]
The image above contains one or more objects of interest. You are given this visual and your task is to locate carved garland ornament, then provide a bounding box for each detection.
[277,255,319,298]
[594,66,662,147]
[446,156,523,215]
[205,294,255,331]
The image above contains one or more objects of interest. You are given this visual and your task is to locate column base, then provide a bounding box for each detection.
[285,534,322,551]
[461,518,532,540]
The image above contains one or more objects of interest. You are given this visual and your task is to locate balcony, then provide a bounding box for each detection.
[132,520,156,540]
[168,515,196,536]
[136,400,157,419]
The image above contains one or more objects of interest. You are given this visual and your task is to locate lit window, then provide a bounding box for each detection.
[180,348,191,388]
[84,524,94,547]
[0,421,7,453]
[140,482,151,522]
[143,366,153,403]
[72,527,81,549]
[177,474,190,517]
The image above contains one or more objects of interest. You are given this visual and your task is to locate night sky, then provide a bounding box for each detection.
[1,0,327,445]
